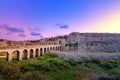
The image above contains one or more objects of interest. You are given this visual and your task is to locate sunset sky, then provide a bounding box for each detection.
[0,0,120,40]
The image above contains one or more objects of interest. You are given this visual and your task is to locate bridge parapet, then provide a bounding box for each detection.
[0,44,61,50]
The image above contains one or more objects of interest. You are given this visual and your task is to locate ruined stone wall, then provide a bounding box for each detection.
[66,32,120,53]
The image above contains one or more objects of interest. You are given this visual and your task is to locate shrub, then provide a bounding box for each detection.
[108,69,120,75]
[77,61,83,64]
[98,76,120,80]
[84,59,90,64]
[73,71,93,80]
[20,65,36,72]
[90,59,101,64]
[65,59,77,66]
[0,62,20,80]
[107,60,118,64]
[98,76,114,80]
[40,59,71,72]
[104,50,116,53]
[45,53,58,58]
[21,71,46,80]
[99,62,115,69]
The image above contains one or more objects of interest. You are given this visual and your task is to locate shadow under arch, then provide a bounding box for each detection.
[23,49,28,59]
[0,51,9,61]
[40,48,43,56]
[35,48,39,57]
[12,50,20,60]
[30,49,34,58]
[44,48,46,54]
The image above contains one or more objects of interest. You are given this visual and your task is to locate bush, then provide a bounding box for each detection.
[90,59,101,64]
[65,59,77,66]
[98,76,114,80]
[0,62,20,80]
[40,59,71,72]
[98,76,120,80]
[45,53,58,58]
[99,62,115,69]
[108,69,120,75]
[73,71,93,80]
[104,50,116,53]
[20,65,36,72]
[21,71,46,80]
[84,59,90,64]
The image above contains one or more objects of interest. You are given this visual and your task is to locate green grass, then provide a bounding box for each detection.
[0,53,120,80]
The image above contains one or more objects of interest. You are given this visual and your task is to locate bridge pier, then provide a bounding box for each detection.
[8,51,12,61]
[19,51,23,60]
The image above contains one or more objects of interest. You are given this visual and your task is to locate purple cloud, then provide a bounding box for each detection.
[30,32,44,38]
[31,32,41,36]
[56,24,69,29]
[0,24,24,34]
[18,33,26,37]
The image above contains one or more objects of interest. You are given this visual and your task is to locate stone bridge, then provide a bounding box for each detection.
[0,44,61,61]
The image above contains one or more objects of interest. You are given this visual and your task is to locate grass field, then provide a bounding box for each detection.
[0,53,120,80]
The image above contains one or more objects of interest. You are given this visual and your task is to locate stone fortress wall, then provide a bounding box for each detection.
[65,32,120,53]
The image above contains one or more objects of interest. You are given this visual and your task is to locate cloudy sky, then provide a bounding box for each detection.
[0,0,120,40]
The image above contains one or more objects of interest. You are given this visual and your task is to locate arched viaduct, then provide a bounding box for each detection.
[0,45,61,61]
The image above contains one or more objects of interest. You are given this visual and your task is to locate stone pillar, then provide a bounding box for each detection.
[19,50,23,60]
[27,49,30,59]
[8,51,12,61]
[42,48,44,55]
[57,47,59,51]
[38,49,40,56]
[47,47,49,53]
[33,49,35,58]
[60,46,62,51]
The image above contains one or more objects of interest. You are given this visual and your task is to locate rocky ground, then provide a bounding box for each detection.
[52,51,120,61]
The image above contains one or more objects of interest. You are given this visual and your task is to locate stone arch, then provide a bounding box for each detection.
[44,48,47,54]
[12,50,20,60]
[30,49,34,58]
[53,47,55,51]
[0,51,9,61]
[23,49,28,59]
[35,48,39,57]
[59,40,62,45]
[47,47,49,52]
[40,48,43,56]
[56,47,58,51]
[57,46,59,51]
[60,46,62,51]
[50,47,52,51]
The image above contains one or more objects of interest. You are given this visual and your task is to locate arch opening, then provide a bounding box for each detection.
[30,49,34,58]
[35,48,39,57]
[23,49,28,59]
[47,47,49,52]
[56,47,58,51]
[40,48,43,56]
[53,47,55,51]
[0,52,9,61]
[60,46,62,51]
[44,48,46,54]
[57,47,59,51]
[59,41,62,45]
[50,47,52,51]
[12,50,20,60]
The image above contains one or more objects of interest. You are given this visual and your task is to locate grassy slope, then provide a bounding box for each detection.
[1,53,120,80]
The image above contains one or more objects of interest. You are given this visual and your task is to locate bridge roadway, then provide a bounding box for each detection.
[0,44,61,61]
